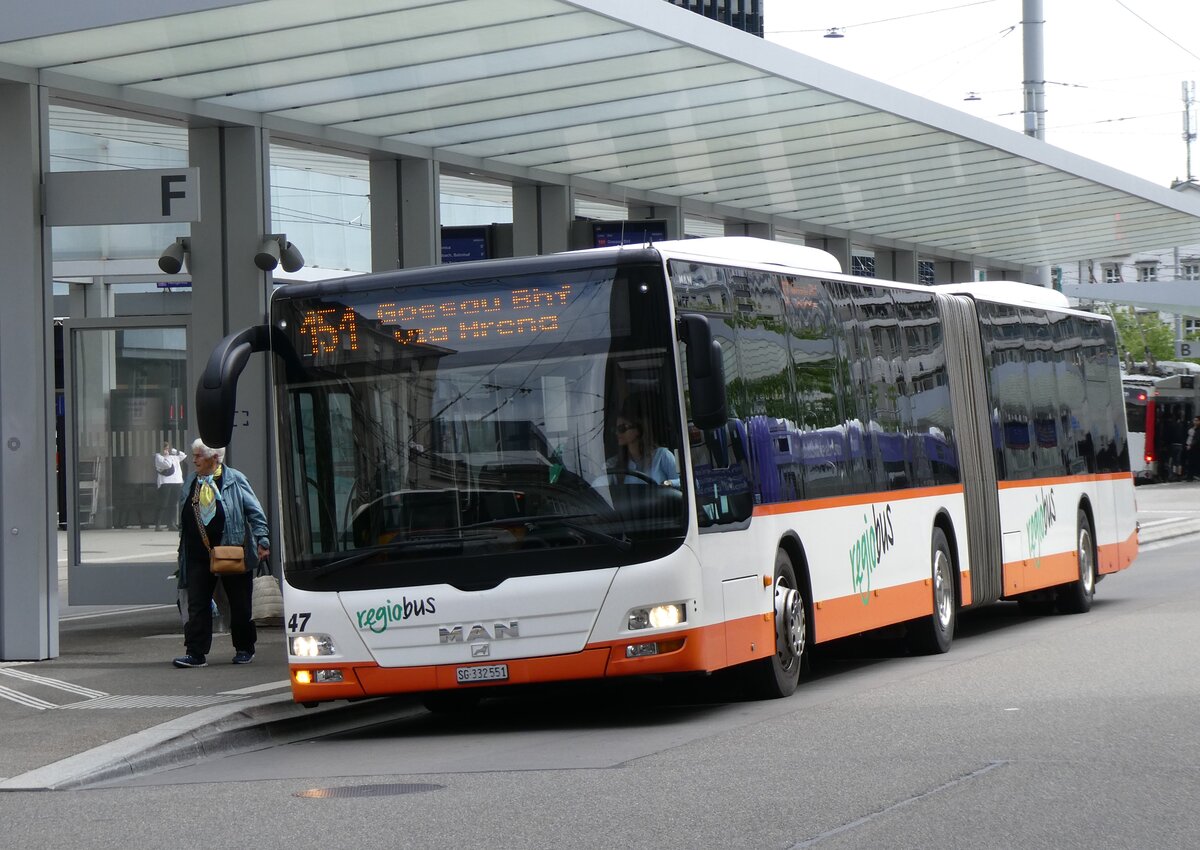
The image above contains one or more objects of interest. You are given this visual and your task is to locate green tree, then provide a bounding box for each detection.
[1110,309,1177,363]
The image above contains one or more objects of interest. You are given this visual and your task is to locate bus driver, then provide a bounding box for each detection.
[608,402,679,487]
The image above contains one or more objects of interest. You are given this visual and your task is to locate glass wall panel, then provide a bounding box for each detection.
[71,325,188,572]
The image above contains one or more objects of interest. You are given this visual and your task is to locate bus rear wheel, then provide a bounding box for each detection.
[907,527,956,655]
[1058,510,1096,614]
[745,549,806,699]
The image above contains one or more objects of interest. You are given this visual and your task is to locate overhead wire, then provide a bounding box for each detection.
[1112,0,1200,63]
[766,0,1001,35]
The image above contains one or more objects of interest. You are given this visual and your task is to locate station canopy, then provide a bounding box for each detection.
[2,0,1199,268]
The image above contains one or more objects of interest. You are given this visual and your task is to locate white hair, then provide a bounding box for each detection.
[191,438,226,463]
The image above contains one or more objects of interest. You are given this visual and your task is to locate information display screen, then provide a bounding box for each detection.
[593,220,667,248]
[278,268,629,364]
[441,226,490,264]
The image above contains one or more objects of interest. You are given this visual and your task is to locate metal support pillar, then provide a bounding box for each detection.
[724,220,775,241]
[188,126,274,540]
[0,82,56,660]
[817,237,851,275]
[369,158,440,270]
[513,185,574,257]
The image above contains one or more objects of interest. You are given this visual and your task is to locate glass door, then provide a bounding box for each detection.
[65,318,189,604]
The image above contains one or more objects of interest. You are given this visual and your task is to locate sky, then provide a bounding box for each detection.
[762,0,1200,189]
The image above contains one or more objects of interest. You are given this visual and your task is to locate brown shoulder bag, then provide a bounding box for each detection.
[192,490,247,575]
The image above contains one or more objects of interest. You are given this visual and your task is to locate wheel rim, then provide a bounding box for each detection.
[932,549,954,631]
[774,578,805,671]
[1078,526,1095,594]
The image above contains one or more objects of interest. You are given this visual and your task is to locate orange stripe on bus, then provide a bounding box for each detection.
[812,577,934,643]
[1001,550,1078,596]
[996,471,1134,490]
[998,525,1137,594]
[1100,528,1138,575]
[753,484,964,516]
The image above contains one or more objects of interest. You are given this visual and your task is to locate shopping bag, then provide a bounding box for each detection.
[251,560,284,626]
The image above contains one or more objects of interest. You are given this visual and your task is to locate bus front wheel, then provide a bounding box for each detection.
[745,549,806,699]
[1058,510,1096,614]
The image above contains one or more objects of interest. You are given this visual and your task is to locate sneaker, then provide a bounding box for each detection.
[173,654,207,668]
[232,651,255,665]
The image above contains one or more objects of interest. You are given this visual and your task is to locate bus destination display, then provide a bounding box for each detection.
[295,284,576,357]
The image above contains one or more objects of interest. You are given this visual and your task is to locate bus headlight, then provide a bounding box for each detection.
[627,603,687,631]
[290,634,336,657]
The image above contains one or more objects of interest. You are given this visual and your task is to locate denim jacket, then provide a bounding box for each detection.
[176,465,269,586]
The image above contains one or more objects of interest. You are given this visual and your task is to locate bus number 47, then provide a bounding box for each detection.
[288,612,312,632]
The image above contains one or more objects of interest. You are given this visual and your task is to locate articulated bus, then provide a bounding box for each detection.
[1124,372,1199,481]
[197,238,1137,705]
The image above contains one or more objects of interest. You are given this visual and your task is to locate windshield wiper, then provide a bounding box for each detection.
[458,513,632,552]
[307,534,469,579]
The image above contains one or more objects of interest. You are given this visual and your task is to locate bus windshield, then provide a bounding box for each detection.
[272,260,687,592]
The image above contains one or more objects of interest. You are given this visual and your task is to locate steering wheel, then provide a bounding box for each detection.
[604,467,661,486]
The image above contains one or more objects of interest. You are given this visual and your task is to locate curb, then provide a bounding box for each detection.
[1138,517,1200,545]
[0,692,422,791]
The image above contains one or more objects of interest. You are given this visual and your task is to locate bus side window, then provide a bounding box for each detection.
[690,419,753,526]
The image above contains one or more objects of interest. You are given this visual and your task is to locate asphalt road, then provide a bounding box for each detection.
[3,532,1197,850]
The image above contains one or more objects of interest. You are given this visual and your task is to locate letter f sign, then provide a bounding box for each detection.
[161,174,188,217]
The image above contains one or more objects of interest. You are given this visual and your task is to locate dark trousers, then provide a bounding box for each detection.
[183,556,256,658]
[156,483,181,529]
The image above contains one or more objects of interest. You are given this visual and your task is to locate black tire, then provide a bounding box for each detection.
[1057,510,1096,614]
[907,527,956,655]
[744,549,807,699]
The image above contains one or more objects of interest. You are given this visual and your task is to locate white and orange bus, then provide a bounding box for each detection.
[197,237,1137,705]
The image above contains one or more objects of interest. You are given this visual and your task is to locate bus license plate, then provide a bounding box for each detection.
[456,664,508,684]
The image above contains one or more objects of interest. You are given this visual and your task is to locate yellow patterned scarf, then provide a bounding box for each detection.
[196,465,223,525]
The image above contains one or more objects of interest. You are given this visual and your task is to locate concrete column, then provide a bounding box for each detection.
[369,158,440,270]
[890,250,918,283]
[817,237,851,275]
[628,204,684,240]
[951,261,974,283]
[188,126,274,545]
[725,220,775,241]
[0,83,56,660]
[67,278,115,319]
[513,184,574,256]
[369,159,400,271]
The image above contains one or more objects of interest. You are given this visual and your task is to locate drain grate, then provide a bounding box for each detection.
[295,783,444,799]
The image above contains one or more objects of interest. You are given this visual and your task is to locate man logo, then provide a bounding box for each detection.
[438,621,519,644]
[471,644,490,658]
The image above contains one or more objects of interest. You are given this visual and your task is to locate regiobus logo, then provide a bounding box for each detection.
[849,504,896,604]
[1026,488,1058,564]
[354,596,437,634]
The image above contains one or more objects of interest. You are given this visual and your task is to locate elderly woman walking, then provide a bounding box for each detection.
[173,439,270,668]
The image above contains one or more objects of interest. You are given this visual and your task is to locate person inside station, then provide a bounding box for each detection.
[153,442,186,531]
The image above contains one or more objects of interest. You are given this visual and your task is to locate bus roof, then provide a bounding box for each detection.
[934,281,1071,311]
[631,237,843,276]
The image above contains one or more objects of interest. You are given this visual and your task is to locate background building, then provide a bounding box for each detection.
[664,0,763,37]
